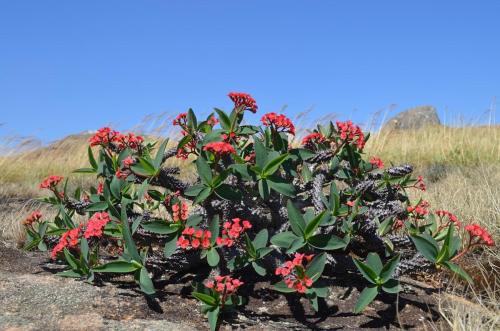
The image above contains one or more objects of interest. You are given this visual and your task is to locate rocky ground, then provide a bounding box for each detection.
[0,240,446,331]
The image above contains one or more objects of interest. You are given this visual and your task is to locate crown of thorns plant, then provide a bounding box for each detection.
[23,92,494,331]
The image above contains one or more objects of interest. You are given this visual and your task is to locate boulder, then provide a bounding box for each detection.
[383,106,441,131]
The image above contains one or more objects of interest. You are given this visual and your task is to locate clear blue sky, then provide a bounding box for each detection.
[1,1,499,142]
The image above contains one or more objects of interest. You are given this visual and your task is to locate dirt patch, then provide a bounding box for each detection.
[0,241,446,330]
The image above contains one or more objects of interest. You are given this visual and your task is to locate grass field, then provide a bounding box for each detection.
[0,124,498,330]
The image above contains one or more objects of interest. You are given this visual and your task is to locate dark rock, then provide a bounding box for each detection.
[383,106,441,131]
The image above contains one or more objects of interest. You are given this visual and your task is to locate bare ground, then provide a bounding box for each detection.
[0,240,446,331]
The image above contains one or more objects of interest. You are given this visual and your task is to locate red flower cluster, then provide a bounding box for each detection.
[465,224,495,247]
[216,218,252,247]
[261,112,296,135]
[336,120,366,150]
[89,127,143,151]
[172,202,189,222]
[275,253,314,293]
[22,210,42,227]
[369,156,384,169]
[221,132,237,142]
[172,112,188,127]
[207,115,219,126]
[83,212,111,239]
[177,228,212,249]
[407,200,430,217]
[115,169,128,180]
[203,141,236,156]
[51,225,84,259]
[244,152,256,163]
[122,156,136,168]
[301,132,326,147]
[228,92,258,113]
[414,176,426,191]
[97,182,104,195]
[39,175,63,189]
[435,210,461,227]
[205,275,244,296]
[176,139,197,160]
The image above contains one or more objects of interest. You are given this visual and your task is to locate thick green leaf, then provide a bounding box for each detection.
[186,214,203,227]
[270,231,300,249]
[263,153,289,176]
[252,229,268,249]
[194,187,212,204]
[214,184,241,201]
[93,261,140,273]
[63,248,80,271]
[207,306,220,331]
[286,200,306,236]
[308,234,348,251]
[214,108,231,130]
[258,179,270,200]
[121,199,141,262]
[354,285,379,313]
[252,261,267,276]
[244,233,257,258]
[153,139,169,169]
[80,238,89,263]
[196,157,213,185]
[192,291,217,306]
[139,267,155,295]
[366,253,383,274]
[164,234,179,258]
[187,108,197,129]
[442,261,473,283]
[141,221,178,234]
[207,248,220,267]
[304,211,326,238]
[88,146,98,169]
[267,175,296,197]
[110,176,123,199]
[253,138,267,170]
[286,237,307,253]
[57,270,84,278]
[305,252,326,281]
[273,280,296,293]
[209,215,220,245]
[352,258,378,284]
[411,235,438,263]
[380,254,400,283]
[381,279,401,293]
[184,184,205,197]
[85,201,108,212]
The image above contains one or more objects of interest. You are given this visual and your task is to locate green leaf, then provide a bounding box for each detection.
[352,258,378,284]
[153,139,169,169]
[93,261,140,273]
[380,254,400,283]
[313,286,329,298]
[164,234,179,258]
[411,235,439,263]
[207,248,220,267]
[442,261,473,283]
[80,238,89,263]
[63,248,80,271]
[252,229,268,249]
[196,157,213,185]
[270,231,299,249]
[244,233,257,258]
[354,285,379,313]
[308,234,348,251]
[267,175,296,197]
[286,237,307,253]
[184,184,205,197]
[88,146,98,169]
[251,261,267,276]
[381,279,401,293]
[273,280,296,293]
[192,291,217,306]
[263,153,289,176]
[187,108,197,129]
[110,176,123,199]
[214,184,241,201]
[120,199,141,262]
[286,200,306,236]
[194,187,212,204]
[305,252,326,281]
[139,267,156,295]
[310,295,319,312]
[73,167,96,174]
[253,138,268,170]
[186,214,203,227]
[366,253,383,274]
[304,211,326,239]
[207,306,220,331]
[258,179,270,200]
[141,221,178,234]
[209,215,220,245]
[85,201,108,212]
[214,108,231,130]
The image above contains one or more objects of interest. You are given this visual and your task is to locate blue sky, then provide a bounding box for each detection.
[1,1,499,142]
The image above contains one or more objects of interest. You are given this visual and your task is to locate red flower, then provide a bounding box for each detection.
[346,200,355,207]
[336,120,366,150]
[465,224,495,247]
[228,92,258,113]
[173,112,188,127]
[414,176,426,191]
[407,200,430,217]
[207,115,219,126]
[89,127,119,147]
[301,132,326,148]
[115,169,128,180]
[177,227,212,250]
[216,218,251,247]
[369,156,384,169]
[275,253,315,293]
[51,225,84,259]
[176,139,197,160]
[122,156,136,168]
[83,212,111,239]
[39,175,63,189]
[203,142,236,156]
[204,275,243,297]
[261,112,295,135]
[435,210,461,227]
[97,182,104,195]
[172,202,189,222]
[22,210,42,227]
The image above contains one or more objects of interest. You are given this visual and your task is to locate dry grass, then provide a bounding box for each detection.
[0,123,498,329]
